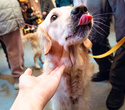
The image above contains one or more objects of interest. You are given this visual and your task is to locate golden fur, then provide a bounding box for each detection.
[39,5,94,110]
[21,32,43,69]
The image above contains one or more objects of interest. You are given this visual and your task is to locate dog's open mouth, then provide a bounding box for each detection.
[66,14,92,40]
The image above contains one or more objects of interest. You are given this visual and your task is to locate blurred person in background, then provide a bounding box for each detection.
[74,0,125,110]
[0,40,10,68]
[87,0,125,109]
[0,0,25,90]
[19,1,28,22]
[105,0,125,109]
[74,0,125,109]
[24,2,38,25]
[87,0,113,82]
[40,0,55,19]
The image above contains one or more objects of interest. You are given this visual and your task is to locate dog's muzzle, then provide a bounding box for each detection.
[71,5,88,18]
[71,5,92,26]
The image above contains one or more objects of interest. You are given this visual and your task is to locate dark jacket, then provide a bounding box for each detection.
[0,0,25,36]
[40,0,55,14]
[55,0,73,7]
[87,0,112,45]
[87,0,125,45]
[108,0,125,42]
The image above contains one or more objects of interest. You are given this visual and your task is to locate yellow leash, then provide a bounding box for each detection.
[89,37,125,59]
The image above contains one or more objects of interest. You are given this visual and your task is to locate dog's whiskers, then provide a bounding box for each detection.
[93,21,110,28]
[92,27,105,36]
[93,18,107,22]
[92,12,113,17]
[93,23,109,35]
[93,16,111,20]
[89,10,112,37]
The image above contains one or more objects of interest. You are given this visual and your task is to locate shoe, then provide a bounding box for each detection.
[14,77,19,90]
[106,88,125,110]
[91,72,109,82]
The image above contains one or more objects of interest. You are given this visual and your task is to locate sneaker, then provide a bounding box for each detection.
[91,72,109,82]
[106,88,125,110]
[14,77,19,90]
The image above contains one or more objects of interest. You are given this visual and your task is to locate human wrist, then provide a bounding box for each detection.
[11,91,44,110]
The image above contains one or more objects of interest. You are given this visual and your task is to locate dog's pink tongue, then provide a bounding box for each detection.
[78,14,92,25]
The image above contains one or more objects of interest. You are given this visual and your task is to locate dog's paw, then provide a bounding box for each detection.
[35,65,41,69]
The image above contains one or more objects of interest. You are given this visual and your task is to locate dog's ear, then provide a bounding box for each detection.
[83,38,92,49]
[39,27,52,55]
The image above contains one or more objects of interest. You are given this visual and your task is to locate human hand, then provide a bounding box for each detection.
[10,65,65,110]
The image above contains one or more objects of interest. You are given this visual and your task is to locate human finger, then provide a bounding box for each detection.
[50,65,65,77]
[38,69,54,78]
[24,68,32,76]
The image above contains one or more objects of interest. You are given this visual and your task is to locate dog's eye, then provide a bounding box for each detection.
[51,15,58,22]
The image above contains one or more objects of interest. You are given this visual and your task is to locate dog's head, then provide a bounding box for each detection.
[38,5,93,55]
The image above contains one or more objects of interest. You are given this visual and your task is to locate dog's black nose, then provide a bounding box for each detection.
[71,5,88,18]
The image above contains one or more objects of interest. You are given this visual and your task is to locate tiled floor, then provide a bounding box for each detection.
[0,24,125,110]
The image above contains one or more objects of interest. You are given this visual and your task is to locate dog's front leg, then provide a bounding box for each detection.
[34,52,41,69]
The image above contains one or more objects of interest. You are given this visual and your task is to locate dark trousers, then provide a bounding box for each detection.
[88,0,125,90]
[0,29,24,77]
[110,44,125,91]
[108,0,125,90]
[0,40,10,68]
[92,38,113,76]
[87,0,113,76]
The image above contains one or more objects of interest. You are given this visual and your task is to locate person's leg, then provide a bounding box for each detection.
[91,38,113,81]
[87,0,113,81]
[1,29,24,78]
[106,0,125,109]
[106,46,125,110]
[110,46,125,91]
[0,39,10,68]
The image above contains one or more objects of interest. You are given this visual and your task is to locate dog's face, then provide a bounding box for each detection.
[38,5,93,54]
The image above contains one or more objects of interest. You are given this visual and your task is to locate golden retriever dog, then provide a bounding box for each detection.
[21,32,43,69]
[38,5,94,110]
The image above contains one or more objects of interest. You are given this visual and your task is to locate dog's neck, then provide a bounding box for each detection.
[46,41,85,68]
